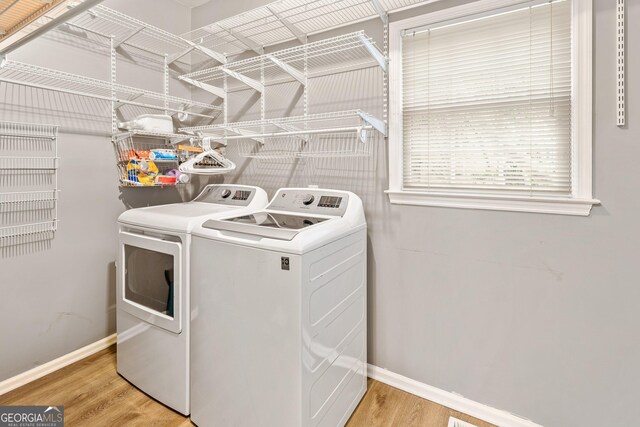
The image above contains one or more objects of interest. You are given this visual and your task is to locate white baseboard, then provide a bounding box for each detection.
[0,334,116,397]
[367,364,543,427]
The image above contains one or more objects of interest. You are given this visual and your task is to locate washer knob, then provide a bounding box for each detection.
[302,194,315,205]
[221,189,232,198]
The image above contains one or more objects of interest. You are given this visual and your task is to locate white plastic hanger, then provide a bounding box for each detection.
[178,136,236,175]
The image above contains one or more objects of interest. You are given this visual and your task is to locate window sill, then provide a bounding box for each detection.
[385,190,600,216]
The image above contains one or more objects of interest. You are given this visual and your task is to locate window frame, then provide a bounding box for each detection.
[386,0,599,216]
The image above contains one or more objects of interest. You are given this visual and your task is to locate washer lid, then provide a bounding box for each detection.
[202,212,330,241]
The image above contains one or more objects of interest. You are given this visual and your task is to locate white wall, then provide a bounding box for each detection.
[190,1,640,426]
[0,0,194,381]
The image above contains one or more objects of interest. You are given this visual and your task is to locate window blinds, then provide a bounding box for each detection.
[401,0,572,195]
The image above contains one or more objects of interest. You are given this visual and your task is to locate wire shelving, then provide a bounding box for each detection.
[180,31,386,93]
[183,0,431,57]
[181,109,386,160]
[0,121,59,243]
[59,5,225,66]
[0,60,222,120]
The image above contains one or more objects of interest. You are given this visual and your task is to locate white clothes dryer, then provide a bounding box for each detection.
[116,184,268,415]
[190,188,367,426]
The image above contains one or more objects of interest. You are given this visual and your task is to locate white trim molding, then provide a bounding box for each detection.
[368,364,544,427]
[387,0,597,216]
[0,334,116,396]
[386,190,599,216]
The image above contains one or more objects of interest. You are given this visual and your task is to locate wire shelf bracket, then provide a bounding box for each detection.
[357,32,388,72]
[222,68,264,93]
[266,5,307,44]
[370,0,390,25]
[179,76,226,99]
[265,54,305,85]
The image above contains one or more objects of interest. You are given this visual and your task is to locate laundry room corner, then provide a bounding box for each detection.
[0,0,194,383]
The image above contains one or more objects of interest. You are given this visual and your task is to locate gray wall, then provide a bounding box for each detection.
[191,1,640,426]
[0,0,195,381]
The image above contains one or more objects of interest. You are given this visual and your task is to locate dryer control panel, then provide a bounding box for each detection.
[268,189,350,217]
[193,185,258,206]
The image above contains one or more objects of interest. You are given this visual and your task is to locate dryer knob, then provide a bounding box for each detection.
[221,189,232,198]
[302,194,315,205]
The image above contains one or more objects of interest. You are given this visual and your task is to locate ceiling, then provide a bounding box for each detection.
[172,0,211,7]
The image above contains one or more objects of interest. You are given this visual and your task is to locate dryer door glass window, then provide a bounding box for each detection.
[124,245,175,318]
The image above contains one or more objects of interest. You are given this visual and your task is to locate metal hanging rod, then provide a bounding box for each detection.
[181,109,387,138]
[217,125,374,141]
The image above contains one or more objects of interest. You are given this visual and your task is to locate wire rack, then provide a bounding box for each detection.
[180,31,385,90]
[0,121,59,244]
[184,0,431,57]
[0,122,58,139]
[0,60,222,120]
[181,109,385,160]
[60,5,215,67]
[182,109,385,135]
[0,221,57,241]
[0,190,58,210]
[0,157,58,170]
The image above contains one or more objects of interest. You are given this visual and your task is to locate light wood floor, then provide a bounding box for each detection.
[0,346,495,427]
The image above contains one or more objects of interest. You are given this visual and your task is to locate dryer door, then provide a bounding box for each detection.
[118,231,182,334]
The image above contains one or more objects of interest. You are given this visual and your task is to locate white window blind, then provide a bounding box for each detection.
[401,0,572,195]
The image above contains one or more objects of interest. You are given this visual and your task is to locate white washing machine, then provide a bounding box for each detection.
[116,184,268,415]
[190,188,367,427]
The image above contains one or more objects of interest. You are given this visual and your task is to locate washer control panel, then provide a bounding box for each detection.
[193,185,257,206]
[268,189,350,216]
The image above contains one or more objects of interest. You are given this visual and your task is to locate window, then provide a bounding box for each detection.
[387,0,598,215]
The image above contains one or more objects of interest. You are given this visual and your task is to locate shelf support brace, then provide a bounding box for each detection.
[358,111,387,136]
[113,26,145,49]
[222,68,264,93]
[188,41,227,64]
[220,26,263,55]
[357,33,387,73]
[168,46,195,65]
[266,6,306,44]
[369,0,388,25]
[179,77,226,99]
[265,54,305,86]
